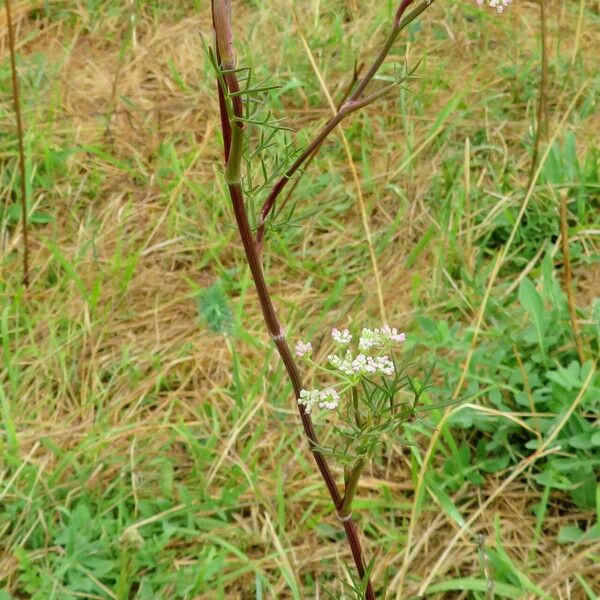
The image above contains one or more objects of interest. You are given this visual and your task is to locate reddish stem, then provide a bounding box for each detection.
[226,151,376,600]
[255,0,434,246]
[211,2,376,595]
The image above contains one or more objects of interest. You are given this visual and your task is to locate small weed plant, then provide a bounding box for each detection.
[208,0,525,595]
[0,0,598,597]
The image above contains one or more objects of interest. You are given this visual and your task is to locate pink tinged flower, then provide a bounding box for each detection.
[295,340,312,358]
[375,356,395,377]
[331,328,352,345]
[318,388,340,410]
[351,354,366,373]
[477,0,513,12]
[360,325,406,350]
[298,388,339,413]
[328,350,355,376]
[298,389,319,413]
[382,325,406,344]
[358,328,379,352]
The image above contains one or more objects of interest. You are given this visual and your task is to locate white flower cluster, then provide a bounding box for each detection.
[327,351,395,377]
[295,340,312,358]
[328,324,405,379]
[358,325,406,352]
[294,325,405,413]
[331,328,352,345]
[298,387,340,414]
[476,0,512,13]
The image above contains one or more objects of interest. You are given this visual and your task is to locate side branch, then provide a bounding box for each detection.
[255,0,436,246]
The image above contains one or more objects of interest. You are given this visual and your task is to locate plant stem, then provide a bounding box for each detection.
[211,3,375,596]
[256,0,436,246]
[4,0,30,287]
[271,61,365,225]
[339,458,367,519]
[351,0,416,100]
[352,386,363,429]
[228,175,376,600]
[115,548,131,600]
[559,190,585,364]
[528,0,548,187]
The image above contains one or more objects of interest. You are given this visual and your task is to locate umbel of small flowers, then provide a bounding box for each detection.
[295,325,406,414]
[476,0,513,13]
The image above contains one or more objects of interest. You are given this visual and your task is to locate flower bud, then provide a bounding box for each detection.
[119,527,144,550]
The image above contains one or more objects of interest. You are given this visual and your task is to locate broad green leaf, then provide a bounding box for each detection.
[518,277,547,360]
[30,210,54,224]
[557,525,583,544]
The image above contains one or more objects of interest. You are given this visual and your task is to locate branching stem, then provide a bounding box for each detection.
[211,2,380,596]
[256,0,436,247]
[210,2,437,597]
[271,61,365,224]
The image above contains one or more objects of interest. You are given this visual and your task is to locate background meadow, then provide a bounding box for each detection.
[1,0,599,598]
